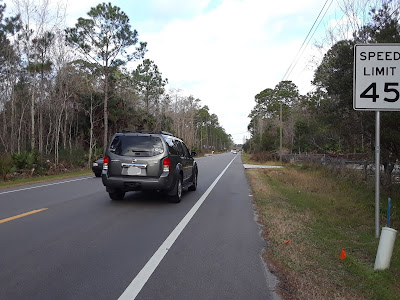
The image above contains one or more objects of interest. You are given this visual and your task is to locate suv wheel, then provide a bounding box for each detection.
[109,190,125,201]
[169,175,182,203]
[188,169,197,191]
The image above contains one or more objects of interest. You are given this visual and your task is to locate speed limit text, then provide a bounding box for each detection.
[360,51,400,61]
[363,66,396,76]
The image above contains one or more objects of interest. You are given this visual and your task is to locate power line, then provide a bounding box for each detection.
[281,0,332,82]
[293,0,334,83]
[281,0,330,80]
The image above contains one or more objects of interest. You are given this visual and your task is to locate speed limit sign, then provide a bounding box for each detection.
[354,44,400,111]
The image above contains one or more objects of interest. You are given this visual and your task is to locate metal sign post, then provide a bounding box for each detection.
[375,111,380,238]
[354,44,400,238]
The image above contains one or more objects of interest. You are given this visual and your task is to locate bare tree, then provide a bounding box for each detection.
[11,0,66,151]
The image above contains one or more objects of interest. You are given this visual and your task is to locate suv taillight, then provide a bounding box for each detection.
[163,157,170,173]
[103,155,109,170]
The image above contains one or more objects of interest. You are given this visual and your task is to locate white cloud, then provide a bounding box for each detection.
[145,0,211,19]
[63,0,102,26]
[140,0,325,143]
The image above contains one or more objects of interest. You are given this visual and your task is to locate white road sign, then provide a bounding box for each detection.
[354,44,400,111]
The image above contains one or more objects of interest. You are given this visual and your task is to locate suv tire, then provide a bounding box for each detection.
[169,175,182,203]
[109,190,125,201]
[188,169,197,191]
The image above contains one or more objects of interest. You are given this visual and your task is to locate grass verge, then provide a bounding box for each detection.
[245,161,399,299]
[0,169,93,189]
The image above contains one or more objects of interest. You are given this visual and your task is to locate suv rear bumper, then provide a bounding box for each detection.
[102,171,175,193]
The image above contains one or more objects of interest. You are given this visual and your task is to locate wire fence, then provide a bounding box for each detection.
[281,153,400,184]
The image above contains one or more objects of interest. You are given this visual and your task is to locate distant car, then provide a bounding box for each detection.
[231,149,237,154]
[92,157,104,177]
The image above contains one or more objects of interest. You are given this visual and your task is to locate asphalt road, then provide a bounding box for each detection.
[0,153,279,300]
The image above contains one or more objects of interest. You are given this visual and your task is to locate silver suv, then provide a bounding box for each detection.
[102,131,198,202]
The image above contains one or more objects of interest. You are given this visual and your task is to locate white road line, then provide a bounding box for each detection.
[118,155,237,300]
[0,177,92,195]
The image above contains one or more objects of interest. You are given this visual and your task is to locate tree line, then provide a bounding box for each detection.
[245,0,400,170]
[0,1,232,177]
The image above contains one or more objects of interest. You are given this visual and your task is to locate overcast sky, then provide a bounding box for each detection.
[6,0,347,144]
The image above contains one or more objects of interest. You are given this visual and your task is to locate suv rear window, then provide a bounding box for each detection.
[109,135,164,157]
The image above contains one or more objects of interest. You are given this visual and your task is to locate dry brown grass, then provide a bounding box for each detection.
[266,168,337,195]
[247,168,366,300]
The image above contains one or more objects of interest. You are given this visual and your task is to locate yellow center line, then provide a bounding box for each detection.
[0,208,48,224]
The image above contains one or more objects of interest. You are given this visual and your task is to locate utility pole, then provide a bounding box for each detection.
[200,125,203,152]
[280,102,282,161]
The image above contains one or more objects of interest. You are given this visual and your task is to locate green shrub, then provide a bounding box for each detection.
[0,154,15,180]
[58,147,87,168]
[11,151,39,170]
[92,147,104,160]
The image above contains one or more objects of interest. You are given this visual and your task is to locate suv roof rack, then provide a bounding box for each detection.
[120,130,174,136]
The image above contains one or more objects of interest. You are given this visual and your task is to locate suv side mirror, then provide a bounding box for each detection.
[191,151,197,157]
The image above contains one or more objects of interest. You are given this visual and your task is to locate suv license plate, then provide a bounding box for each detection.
[127,166,141,176]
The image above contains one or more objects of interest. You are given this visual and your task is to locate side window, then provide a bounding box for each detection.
[173,140,184,157]
[181,142,190,158]
[109,136,121,154]
[165,137,178,155]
